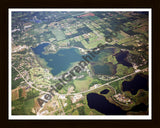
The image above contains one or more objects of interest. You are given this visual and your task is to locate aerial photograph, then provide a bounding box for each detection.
[9,9,151,119]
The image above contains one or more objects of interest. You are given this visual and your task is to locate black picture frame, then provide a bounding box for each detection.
[0,0,159,128]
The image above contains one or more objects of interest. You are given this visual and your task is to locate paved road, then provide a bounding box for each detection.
[12,64,147,97]
[63,68,148,96]
[12,65,49,94]
[12,65,147,115]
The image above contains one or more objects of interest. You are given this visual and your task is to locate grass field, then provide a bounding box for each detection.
[81,38,105,49]
[23,98,35,115]
[12,97,35,115]
[74,76,93,92]
[52,28,66,41]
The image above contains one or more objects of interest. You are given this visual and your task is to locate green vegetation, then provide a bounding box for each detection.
[19,88,23,98]
[51,28,66,41]
[12,97,35,115]
[138,64,148,70]
[81,36,105,49]
[116,33,124,40]
[16,50,27,54]
[116,64,134,77]
[23,98,35,114]
[64,97,72,111]
[26,88,39,100]
[77,106,85,115]
[12,68,23,89]
[89,78,106,88]
[110,80,123,93]
[72,110,79,115]
[107,55,118,64]
[12,88,39,115]
[74,76,93,92]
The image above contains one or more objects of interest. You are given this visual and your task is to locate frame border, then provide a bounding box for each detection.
[8,8,152,120]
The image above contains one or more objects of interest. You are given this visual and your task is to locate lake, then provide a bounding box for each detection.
[87,93,126,115]
[91,48,116,76]
[122,74,148,95]
[100,89,109,94]
[32,43,82,76]
[115,51,132,67]
[92,63,116,75]
[130,103,148,112]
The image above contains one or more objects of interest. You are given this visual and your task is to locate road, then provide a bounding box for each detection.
[12,65,147,115]
[12,65,49,94]
[63,68,148,96]
[12,64,147,97]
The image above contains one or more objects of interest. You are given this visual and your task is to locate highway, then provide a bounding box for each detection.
[62,68,148,96]
[12,65,147,96]
[12,65,50,94]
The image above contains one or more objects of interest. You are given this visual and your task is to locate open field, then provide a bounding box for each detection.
[81,38,105,49]
[12,87,19,101]
[23,98,35,115]
[51,28,66,41]
[74,76,93,92]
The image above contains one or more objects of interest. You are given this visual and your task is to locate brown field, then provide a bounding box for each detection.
[12,86,27,101]
[21,87,27,98]
[33,98,41,113]
[12,87,20,101]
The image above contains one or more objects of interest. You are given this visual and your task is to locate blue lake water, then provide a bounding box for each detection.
[87,93,126,115]
[32,43,82,76]
[122,74,148,95]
